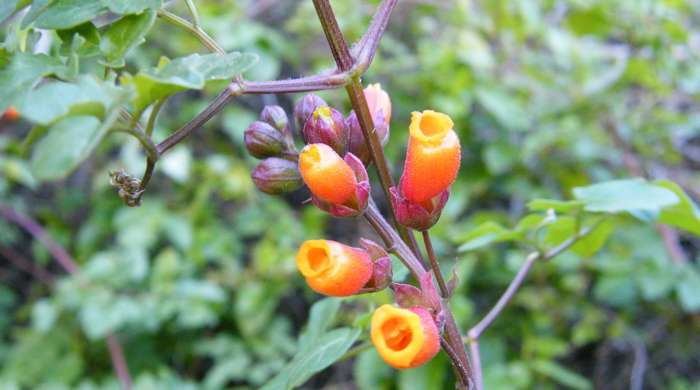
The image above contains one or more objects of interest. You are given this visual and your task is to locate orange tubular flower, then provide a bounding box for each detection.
[296,240,373,297]
[299,143,357,205]
[399,110,460,203]
[364,83,392,126]
[371,304,440,369]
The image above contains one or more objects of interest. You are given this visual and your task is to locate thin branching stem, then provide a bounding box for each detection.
[466,222,601,390]
[422,231,449,297]
[157,9,224,54]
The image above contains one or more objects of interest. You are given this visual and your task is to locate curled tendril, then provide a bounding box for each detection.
[109,170,144,207]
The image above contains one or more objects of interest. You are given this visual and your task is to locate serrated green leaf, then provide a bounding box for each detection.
[106,0,161,14]
[33,0,107,29]
[99,10,156,68]
[655,179,700,236]
[573,178,679,214]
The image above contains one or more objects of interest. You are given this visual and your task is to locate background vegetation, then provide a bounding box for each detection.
[1,0,700,389]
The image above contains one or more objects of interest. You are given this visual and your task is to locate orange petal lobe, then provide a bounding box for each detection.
[296,240,373,297]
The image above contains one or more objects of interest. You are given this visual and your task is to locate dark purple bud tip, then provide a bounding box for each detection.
[251,157,302,195]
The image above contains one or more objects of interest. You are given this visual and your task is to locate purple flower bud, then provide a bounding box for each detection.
[251,158,302,195]
[294,94,327,130]
[390,186,449,231]
[244,121,285,159]
[346,110,389,165]
[303,106,347,154]
[260,105,289,132]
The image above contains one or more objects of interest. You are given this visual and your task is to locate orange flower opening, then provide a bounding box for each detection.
[299,143,357,205]
[400,110,460,203]
[371,304,440,369]
[364,83,392,126]
[296,240,373,297]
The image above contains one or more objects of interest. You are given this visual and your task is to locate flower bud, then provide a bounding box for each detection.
[399,110,460,203]
[299,144,369,217]
[3,107,19,121]
[371,304,440,369]
[260,105,288,133]
[294,94,327,130]
[244,121,285,159]
[303,106,347,155]
[391,187,449,231]
[364,83,391,126]
[345,110,389,165]
[296,239,373,297]
[251,157,302,194]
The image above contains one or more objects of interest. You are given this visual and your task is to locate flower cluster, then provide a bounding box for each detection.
[243,84,461,370]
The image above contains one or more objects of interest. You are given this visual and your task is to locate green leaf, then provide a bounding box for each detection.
[261,298,360,390]
[458,222,516,252]
[261,328,360,390]
[106,0,162,14]
[0,0,19,23]
[14,75,130,125]
[33,0,107,29]
[654,180,700,236]
[573,178,679,215]
[530,360,592,390]
[676,267,700,312]
[122,52,257,112]
[0,52,67,111]
[544,217,615,257]
[29,114,108,180]
[528,199,584,213]
[99,10,156,68]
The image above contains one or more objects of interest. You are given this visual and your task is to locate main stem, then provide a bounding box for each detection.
[311,0,424,262]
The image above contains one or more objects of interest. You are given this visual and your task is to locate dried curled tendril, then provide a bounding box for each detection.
[109,170,144,207]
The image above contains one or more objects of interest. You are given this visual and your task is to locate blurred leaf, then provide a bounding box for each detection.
[32,0,107,29]
[530,360,592,390]
[106,0,162,14]
[655,180,700,236]
[573,178,679,214]
[262,298,360,390]
[544,217,615,257]
[676,267,700,312]
[458,222,515,252]
[0,52,67,111]
[528,199,584,213]
[29,116,101,180]
[99,10,156,68]
[0,0,19,23]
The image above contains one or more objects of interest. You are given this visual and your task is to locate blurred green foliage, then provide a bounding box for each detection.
[1,0,700,389]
